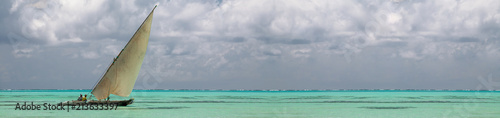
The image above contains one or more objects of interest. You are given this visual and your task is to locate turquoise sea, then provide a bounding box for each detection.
[1,90,500,117]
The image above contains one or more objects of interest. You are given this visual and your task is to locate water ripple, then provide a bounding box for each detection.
[359,106,416,109]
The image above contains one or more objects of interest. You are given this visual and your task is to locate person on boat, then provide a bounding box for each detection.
[82,94,87,102]
[77,94,82,101]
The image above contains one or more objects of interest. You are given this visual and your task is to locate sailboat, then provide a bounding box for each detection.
[60,5,156,106]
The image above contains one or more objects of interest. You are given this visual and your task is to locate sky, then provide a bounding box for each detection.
[1,0,500,90]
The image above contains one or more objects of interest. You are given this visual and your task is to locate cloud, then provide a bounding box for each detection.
[1,0,500,89]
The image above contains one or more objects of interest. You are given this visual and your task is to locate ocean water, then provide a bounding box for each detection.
[1,90,499,117]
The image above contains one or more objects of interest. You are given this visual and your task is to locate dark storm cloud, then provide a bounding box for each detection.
[1,0,500,90]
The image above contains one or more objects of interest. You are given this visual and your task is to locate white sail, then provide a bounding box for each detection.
[91,6,156,100]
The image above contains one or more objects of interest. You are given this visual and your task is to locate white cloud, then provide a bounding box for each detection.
[399,51,422,60]
[81,51,99,59]
[3,0,500,89]
[291,49,311,58]
[9,0,23,13]
[7,32,40,58]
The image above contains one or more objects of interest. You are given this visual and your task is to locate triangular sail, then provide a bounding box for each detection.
[91,6,156,100]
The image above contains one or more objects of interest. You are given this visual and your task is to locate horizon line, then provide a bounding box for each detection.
[1,89,499,91]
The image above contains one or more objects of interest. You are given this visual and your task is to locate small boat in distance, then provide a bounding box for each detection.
[60,5,156,106]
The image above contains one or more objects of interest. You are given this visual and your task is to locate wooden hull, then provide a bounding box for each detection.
[59,99,134,106]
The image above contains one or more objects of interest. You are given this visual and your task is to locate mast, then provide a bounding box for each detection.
[91,5,156,100]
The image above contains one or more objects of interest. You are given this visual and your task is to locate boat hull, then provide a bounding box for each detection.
[59,99,134,106]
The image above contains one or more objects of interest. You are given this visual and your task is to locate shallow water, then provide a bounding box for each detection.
[1,90,499,117]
